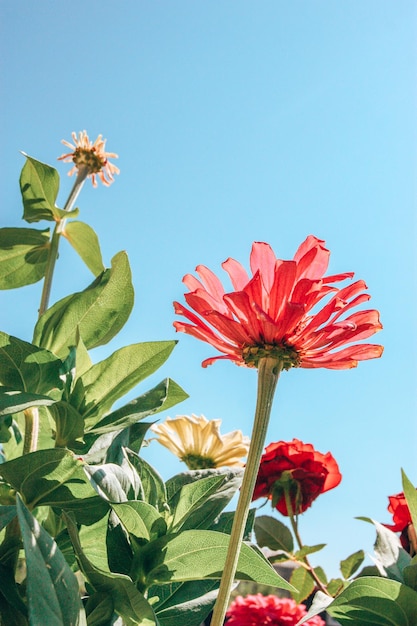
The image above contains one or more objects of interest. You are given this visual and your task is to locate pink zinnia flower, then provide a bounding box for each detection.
[173,236,383,369]
[225,594,325,626]
[58,130,119,187]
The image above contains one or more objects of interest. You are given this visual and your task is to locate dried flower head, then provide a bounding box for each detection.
[58,130,119,187]
[174,236,383,370]
[225,593,325,626]
[151,414,250,470]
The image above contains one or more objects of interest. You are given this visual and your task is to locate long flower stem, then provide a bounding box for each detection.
[38,168,88,318]
[284,490,330,596]
[210,357,282,626]
[23,407,40,454]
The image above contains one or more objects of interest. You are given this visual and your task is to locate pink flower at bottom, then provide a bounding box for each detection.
[225,594,325,626]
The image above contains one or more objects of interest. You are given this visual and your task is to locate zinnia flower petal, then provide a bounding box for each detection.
[151,414,250,469]
[225,593,325,626]
[174,236,383,370]
[252,438,342,515]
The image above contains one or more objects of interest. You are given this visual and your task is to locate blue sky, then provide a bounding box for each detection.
[1,1,416,578]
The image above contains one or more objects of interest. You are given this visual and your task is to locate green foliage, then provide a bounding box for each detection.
[0,227,49,289]
[63,221,105,276]
[402,469,417,531]
[16,496,86,626]
[340,549,365,579]
[327,577,417,625]
[33,251,134,356]
[254,514,294,553]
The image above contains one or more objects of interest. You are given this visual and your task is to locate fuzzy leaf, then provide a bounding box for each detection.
[402,469,417,531]
[63,220,105,276]
[65,513,157,626]
[112,501,167,542]
[0,332,63,396]
[289,566,315,603]
[254,515,294,553]
[0,388,56,416]
[150,579,219,626]
[125,450,167,510]
[20,155,60,223]
[327,576,417,625]
[89,377,188,435]
[140,529,294,590]
[340,549,365,579]
[358,517,411,582]
[33,251,134,356]
[17,495,86,626]
[0,227,50,289]
[72,342,177,431]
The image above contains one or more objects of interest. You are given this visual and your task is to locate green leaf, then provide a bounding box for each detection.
[0,388,57,417]
[165,467,244,533]
[0,449,105,515]
[210,508,256,541]
[327,576,417,625]
[403,559,417,591]
[33,251,134,356]
[20,155,61,223]
[294,544,326,559]
[85,462,140,503]
[125,451,168,510]
[72,341,177,430]
[150,579,219,626]
[170,474,225,532]
[89,377,188,435]
[47,401,85,447]
[63,221,105,276]
[0,562,29,619]
[327,577,346,596]
[340,549,365,579]
[112,501,167,542]
[140,529,294,590]
[16,495,86,626]
[0,227,49,289]
[358,517,411,582]
[0,505,17,530]
[65,513,157,626]
[297,590,333,625]
[289,565,315,603]
[402,469,417,531]
[0,332,63,396]
[254,515,294,553]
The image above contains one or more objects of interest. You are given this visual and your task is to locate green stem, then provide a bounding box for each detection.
[23,407,40,454]
[284,490,330,596]
[209,357,282,626]
[38,168,88,318]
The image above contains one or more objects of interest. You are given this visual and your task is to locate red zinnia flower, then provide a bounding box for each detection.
[252,438,342,515]
[225,594,325,626]
[385,490,417,555]
[173,236,383,370]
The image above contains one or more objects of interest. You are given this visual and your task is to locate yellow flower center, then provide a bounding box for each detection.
[72,147,107,174]
[242,343,300,370]
[182,454,217,470]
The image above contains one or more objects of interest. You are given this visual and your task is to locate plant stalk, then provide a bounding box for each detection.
[38,167,88,318]
[22,407,40,455]
[209,356,282,626]
[284,489,330,595]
